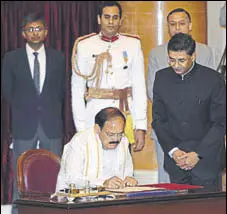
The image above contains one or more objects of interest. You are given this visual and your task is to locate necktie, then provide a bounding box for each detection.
[33,52,40,94]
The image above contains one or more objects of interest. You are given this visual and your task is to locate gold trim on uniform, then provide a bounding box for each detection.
[120,32,140,40]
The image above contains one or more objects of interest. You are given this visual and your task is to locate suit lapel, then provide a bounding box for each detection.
[19,49,37,91]
[22,49,34,81]
[41,48,51,95]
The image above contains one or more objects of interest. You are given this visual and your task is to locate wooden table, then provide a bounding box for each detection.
[15,188,226,214]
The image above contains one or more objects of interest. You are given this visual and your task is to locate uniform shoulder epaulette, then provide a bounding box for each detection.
[120,32,140,40]
[76,32,97,43]
[72,32,97,79]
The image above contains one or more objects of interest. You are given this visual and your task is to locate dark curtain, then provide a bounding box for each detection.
[1,1,100,204]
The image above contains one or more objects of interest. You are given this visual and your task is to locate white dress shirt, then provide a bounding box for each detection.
[26,43,46,93]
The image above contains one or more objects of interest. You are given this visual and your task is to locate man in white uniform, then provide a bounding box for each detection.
[56,107,137,191]
[71,1,147,152]
[147,8,215,183]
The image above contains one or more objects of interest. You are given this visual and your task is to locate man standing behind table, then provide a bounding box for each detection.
[152,33,226,191]
[2,13,65,214]
[71,1,147,152]
[147,8,215,183]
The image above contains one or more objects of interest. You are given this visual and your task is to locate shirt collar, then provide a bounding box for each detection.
[99,32,119,43]
[26,43,45,56]
[181,61,195,79]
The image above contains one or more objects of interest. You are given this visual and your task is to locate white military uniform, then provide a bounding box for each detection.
[55,128,133,191]
[71,33,147,132]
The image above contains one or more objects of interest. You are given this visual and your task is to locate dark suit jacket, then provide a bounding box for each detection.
[2,47,66,140]
[152,63,226,179]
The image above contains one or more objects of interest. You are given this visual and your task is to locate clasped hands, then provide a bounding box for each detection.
[173,149,200,170]
[103,176,138,189]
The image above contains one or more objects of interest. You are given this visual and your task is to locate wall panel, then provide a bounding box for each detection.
[119,1,207,170]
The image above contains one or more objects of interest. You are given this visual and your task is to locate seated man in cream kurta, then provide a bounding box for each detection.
[56,107,137,191]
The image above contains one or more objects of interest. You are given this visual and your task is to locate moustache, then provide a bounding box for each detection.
[173,67,184,71]
[109,141,120,145]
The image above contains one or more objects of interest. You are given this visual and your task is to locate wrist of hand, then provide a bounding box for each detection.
[196,153,202,159]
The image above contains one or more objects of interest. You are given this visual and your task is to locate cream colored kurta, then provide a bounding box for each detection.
[55,128,133,192]
[71,33,147,132]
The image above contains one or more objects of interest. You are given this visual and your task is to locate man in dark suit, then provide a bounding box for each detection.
[1,13,65,213]
[147,8,215,184]
[152,33,226,191]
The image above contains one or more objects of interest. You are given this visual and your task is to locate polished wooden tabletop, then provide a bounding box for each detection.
[15,185,226,210]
